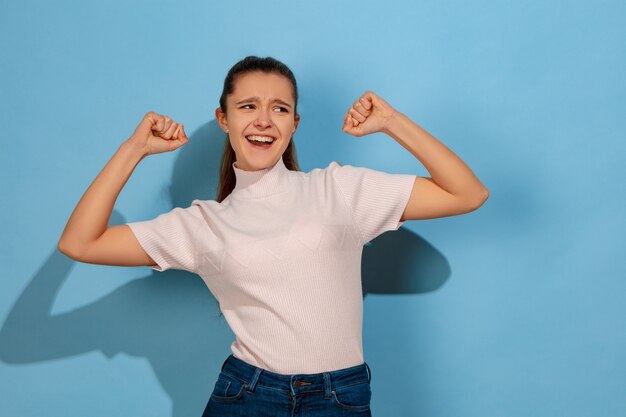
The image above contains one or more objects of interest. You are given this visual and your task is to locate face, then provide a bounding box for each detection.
[216,71,300,171]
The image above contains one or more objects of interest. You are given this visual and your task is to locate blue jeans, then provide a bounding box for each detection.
[202,354,373,416]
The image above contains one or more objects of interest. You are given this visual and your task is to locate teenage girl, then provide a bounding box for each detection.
[58,56,488,416]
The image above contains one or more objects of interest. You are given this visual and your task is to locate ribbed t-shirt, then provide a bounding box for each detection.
[127,157,416,374]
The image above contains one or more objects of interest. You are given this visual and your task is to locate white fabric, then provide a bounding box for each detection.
[127,157,416,374]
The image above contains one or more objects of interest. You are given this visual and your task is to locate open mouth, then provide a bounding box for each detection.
[245,135,276,150]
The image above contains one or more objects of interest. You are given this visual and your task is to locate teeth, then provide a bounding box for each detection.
[246,135,275,143]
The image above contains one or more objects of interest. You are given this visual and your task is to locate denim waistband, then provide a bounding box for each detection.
[219,354,371,398]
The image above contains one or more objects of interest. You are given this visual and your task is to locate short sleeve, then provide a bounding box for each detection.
[126,204,204,273]
[328,161,416,245]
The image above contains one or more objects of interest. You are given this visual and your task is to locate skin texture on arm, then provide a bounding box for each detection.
[57,112,188,266]
[57,142,151,264]
[342,91,489,221]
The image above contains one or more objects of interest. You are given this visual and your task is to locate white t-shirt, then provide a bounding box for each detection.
[127,156,416,374]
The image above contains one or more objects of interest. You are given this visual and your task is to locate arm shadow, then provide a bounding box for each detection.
[362,227,450,297]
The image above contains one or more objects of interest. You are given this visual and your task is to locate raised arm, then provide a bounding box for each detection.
[343,91,489,220]
[57,112,188,266]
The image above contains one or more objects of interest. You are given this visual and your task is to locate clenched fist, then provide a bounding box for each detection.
[342,91,398,137]
[126,112,188,156]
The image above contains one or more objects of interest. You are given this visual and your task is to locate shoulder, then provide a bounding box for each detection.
[191,198,228,213]
[291,161,345,184]
[319,160,373,181]
[296,161,375,187]
[147,203,206,225]
[306,160,348,177]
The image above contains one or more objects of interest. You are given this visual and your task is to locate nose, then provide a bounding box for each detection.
[254,106,272,128]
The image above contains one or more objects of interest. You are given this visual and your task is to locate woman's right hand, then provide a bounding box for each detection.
[126,111,188,156]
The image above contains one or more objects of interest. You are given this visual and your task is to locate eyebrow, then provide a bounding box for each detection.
[235,97,293,109]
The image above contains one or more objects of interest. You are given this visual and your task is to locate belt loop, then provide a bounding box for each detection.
[365,362,371,383]
[248,367,262,392]
[323,372,332,399]
[221,355,230,371]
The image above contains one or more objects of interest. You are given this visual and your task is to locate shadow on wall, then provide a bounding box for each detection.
[0,120,450,417]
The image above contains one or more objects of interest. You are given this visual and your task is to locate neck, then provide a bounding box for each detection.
[231,157,289,196]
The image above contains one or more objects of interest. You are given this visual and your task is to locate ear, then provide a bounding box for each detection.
[215,107,228,133]
[293,113,301,133]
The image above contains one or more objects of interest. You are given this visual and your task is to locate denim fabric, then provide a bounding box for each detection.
[202,354,373,416]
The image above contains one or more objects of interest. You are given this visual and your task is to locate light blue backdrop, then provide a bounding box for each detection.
[1,0,624,416]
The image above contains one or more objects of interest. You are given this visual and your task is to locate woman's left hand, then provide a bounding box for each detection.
[342,91,399,137]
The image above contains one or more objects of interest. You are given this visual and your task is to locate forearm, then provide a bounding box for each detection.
[58,141,147,255]
[383,112,488,199]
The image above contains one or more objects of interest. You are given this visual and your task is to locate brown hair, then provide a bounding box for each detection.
[216,56,301,202]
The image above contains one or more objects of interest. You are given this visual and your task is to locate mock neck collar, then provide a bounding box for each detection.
[231,157,290,198]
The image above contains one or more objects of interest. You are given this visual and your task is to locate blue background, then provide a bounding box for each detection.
[1,0,625,416]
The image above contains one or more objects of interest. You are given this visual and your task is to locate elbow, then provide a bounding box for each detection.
[465,187,489,212]
[479,187,490,205]
[57,239,73,258]
[476,187,490,208]
[57,239,83,261]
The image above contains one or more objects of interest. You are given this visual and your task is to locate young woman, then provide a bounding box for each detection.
[58,56,488,416]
